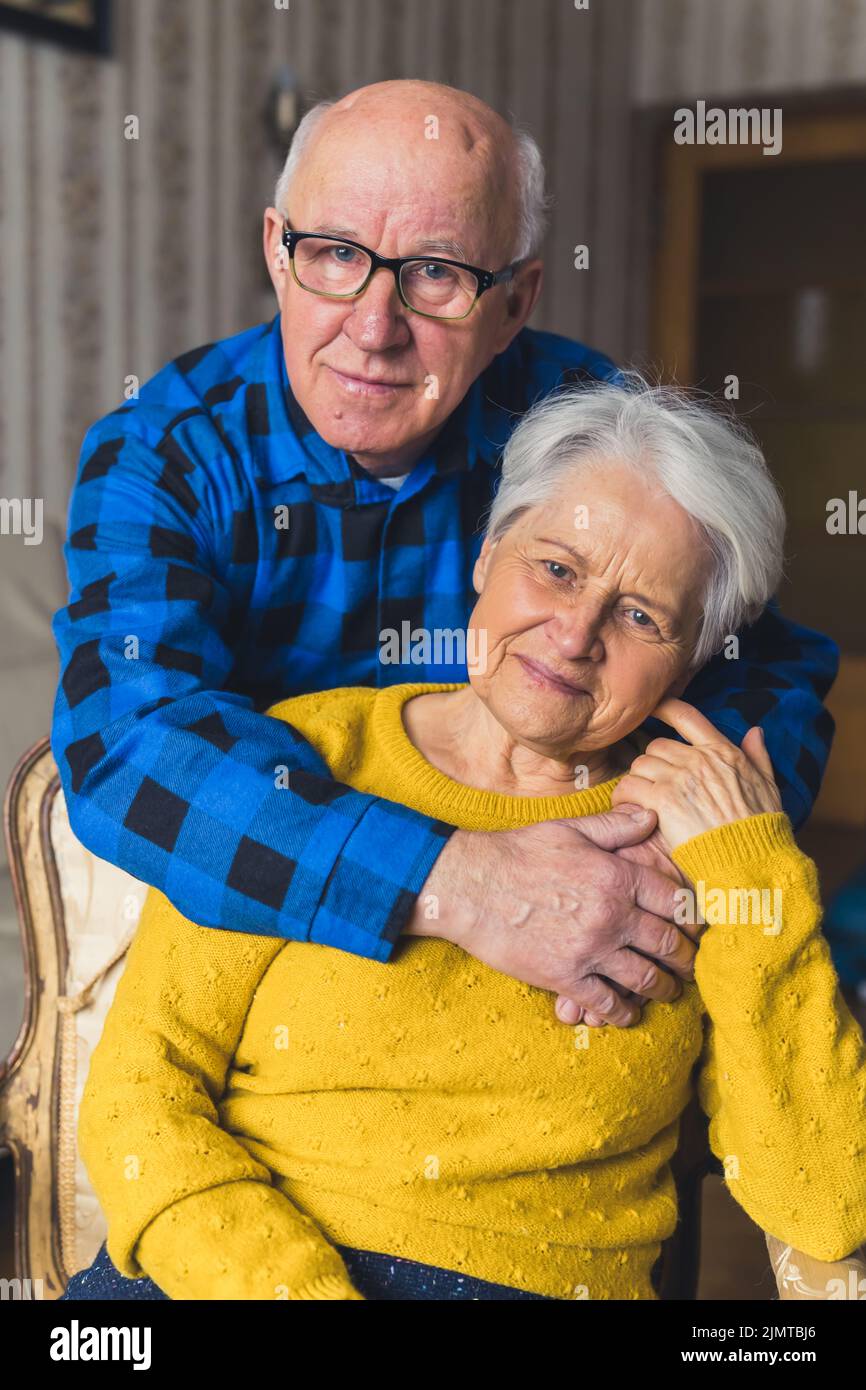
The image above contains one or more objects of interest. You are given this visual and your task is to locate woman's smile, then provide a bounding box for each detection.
[513,653,592,699]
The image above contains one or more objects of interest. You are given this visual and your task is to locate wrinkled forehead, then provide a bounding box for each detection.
[290,105,517,261]
[505,468,714,615]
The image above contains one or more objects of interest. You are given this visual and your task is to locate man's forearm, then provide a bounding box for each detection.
[53,417,452,960]
[52,682,451,958]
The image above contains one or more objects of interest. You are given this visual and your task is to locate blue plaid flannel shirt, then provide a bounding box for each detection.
[51,312,839,960]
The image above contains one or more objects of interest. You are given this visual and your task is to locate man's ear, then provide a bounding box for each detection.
[472,535,497,593]
[492,259,544,354]
[263,208,287,295]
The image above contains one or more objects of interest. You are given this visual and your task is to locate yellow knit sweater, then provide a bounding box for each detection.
[78,682,866,1300]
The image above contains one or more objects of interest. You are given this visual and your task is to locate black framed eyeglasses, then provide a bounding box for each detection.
[280,220,523,321]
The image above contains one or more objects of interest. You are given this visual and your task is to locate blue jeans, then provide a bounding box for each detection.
[60,1240,554,1301]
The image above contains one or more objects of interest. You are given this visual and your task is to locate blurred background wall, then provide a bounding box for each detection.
[635,0,866,100]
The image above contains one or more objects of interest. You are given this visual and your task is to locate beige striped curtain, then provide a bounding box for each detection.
[634,0,866,106]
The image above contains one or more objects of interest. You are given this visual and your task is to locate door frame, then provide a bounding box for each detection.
[647,102,866,381]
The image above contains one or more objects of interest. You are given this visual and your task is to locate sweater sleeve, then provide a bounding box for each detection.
[78,887,363,1299]
[672,812,866,1263]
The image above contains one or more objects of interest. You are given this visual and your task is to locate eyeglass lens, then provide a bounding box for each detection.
[292,236,479,317]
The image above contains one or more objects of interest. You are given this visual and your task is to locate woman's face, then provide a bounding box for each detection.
[468,460,714,760]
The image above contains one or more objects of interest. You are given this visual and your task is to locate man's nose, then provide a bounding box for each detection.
[341,268,411,352]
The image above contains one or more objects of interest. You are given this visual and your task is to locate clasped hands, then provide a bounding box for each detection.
[409,698,783,1032]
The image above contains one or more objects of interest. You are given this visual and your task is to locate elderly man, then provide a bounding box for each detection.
[52,79,837,1029]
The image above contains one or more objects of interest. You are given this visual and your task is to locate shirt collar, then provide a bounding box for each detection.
[249,312,516,500]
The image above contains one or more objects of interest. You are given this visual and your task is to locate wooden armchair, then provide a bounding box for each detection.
[2,738,864,1300]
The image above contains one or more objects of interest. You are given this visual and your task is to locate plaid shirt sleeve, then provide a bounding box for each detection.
[668,599,839,828]
[51,422,452,962]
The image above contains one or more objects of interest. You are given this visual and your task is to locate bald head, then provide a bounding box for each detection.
[275,79,545,265]
[323,78,515,156]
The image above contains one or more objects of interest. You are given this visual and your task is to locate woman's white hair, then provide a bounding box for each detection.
[274,100,551,262]
[483,373,786,668]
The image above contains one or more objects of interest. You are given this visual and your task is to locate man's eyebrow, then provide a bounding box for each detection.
[313,226,472,261]
[411,237,472,260]
[536,537,679,623]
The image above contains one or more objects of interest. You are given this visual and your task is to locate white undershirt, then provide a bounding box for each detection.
[377,473,411,491]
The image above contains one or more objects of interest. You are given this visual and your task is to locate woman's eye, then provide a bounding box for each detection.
[544,560,573,582]
[624,607,659,632]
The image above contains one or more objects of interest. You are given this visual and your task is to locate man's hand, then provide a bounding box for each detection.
[600,826,690,1027]
[404,805,699,1029]
[614,824,685,888]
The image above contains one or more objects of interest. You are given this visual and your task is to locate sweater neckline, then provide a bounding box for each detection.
[370,682,623,829]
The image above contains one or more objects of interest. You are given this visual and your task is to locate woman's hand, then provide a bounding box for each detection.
[615,823,687,887]
[610,697,783,850]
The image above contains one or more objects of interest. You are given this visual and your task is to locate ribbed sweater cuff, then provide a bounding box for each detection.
[671,811,797,884]
[292,1273,365,1300]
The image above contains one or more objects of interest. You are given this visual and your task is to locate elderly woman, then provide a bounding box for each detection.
[64,378,866,1301]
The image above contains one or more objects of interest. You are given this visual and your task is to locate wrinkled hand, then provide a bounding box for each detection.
[611,698,782,851]
[615,824,686,888]
[567,823,690,1029]
[407,804,699,1030]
